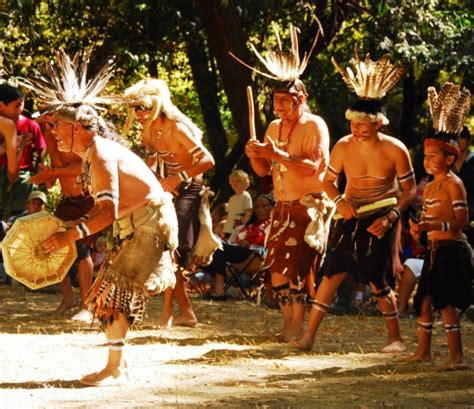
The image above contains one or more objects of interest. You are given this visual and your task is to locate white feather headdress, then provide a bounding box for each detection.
[230,21,322,85]
[427,82,471,136]
[332,45,406,100]
[20,48,121,115]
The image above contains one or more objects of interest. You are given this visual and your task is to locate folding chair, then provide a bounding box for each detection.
[223,249,266,299]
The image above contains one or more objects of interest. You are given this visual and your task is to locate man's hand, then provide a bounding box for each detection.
[30,164,56,186]
[43,230,74,254]
[367,216,392,239]
[245,139,277,160]
[336,199,358,220]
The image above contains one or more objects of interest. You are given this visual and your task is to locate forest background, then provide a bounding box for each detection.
[1,0,472,205]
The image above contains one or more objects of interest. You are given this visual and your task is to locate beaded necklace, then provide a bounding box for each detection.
[77,139,96,195]
[273,112,303,191]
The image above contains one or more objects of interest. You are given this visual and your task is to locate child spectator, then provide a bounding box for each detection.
[92,235,108,272]
[222,170,253,238]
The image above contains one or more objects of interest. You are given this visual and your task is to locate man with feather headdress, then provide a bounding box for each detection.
[22,50,178,386]
[241,23,335,342]
[293,47,416,353]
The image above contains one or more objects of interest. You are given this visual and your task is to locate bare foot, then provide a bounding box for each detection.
[290,336,313,352]
[381,340,406,353]
[173,313,197,327]
[155,315,173,329]
[399,353,432,363]
[80,367,127,387]
[71,309,93,323]
[283,328,304,343]
[267,331,286,343]
[53,299,78,315]
[434,360,469,371]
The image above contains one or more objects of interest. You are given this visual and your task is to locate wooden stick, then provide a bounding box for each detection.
[333,197,397,220]
[246,86,256,140]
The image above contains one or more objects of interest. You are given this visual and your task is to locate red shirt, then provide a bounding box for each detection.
[233,218,271,247]
[0,115,46,169]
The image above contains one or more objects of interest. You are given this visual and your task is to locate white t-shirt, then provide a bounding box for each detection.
[223,191,253,235]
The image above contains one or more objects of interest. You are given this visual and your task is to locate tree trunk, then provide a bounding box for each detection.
[194,0,265,193]
[178,4,228,169]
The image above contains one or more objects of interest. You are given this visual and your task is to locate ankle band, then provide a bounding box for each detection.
[417,321,433,333]
[444,323,460,333]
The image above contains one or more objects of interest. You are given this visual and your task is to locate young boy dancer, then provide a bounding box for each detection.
[405,83,472,370]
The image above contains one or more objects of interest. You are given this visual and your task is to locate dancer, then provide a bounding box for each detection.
[293,47,416,352]
[25,50,178,385]
[404,83,472,369]
[30,113,96,321]
[241,23,334,342]
[123,78,215,327]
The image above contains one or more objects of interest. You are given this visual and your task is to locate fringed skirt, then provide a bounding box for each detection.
[86,196,178,327]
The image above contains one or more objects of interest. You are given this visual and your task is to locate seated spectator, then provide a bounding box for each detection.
[202,194,274,300]
[91,235,108,272]
[7,190,47,226]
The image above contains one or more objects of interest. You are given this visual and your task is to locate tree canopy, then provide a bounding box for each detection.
[1,0,472,197]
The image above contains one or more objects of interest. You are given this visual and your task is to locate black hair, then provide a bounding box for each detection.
[348,98,385,116]
[0,84,24,104]
[430,132,460,159]
[273,78,308,97]
[458,126,471,142]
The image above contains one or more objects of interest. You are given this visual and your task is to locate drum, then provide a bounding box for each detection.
[1,211,77,289]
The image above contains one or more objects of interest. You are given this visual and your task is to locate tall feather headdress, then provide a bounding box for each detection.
[19,48,121,115]
[427,82,471,136]
[332,45,406,125]
[424,82,471,158]
[230,21,322,94]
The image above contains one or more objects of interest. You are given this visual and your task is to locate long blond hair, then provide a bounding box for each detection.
[122,78,202,144]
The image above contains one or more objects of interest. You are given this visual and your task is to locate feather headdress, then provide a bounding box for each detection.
[19,48,121,115]
[332,45,406,124]
[230,21,322,94]
[427,82,471,136]
[424,82,471,158]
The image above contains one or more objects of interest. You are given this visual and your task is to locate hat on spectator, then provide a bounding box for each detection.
[27,190,47,204]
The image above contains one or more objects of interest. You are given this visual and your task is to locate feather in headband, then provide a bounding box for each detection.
[19,48,121,115]
[427,82,471,136]
[332,45,406,100]
[229,21,322,82]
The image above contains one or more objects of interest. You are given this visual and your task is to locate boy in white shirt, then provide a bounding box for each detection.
[223,169,253,238]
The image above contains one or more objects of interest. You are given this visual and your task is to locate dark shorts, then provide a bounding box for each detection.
[55,195,96,263]
[414,240,473,316]
[324,210,395,291]
[203,242,258,276]
[174,180,202,268]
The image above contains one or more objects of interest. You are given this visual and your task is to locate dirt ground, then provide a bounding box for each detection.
[0,284,473,409]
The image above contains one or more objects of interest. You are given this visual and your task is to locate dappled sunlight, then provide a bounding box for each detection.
[1,284,473,407]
